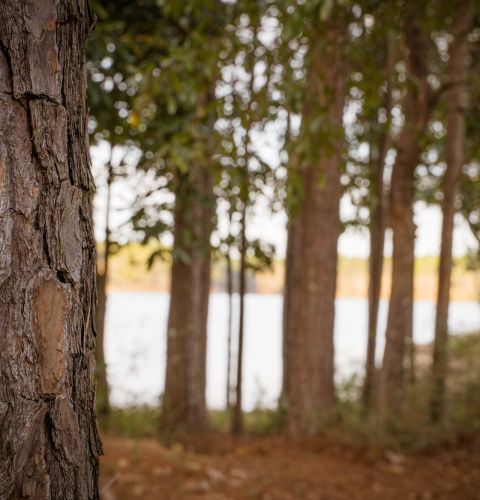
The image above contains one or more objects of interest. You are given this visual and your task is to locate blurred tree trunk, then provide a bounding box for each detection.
[162,166,213,432]
[281,218,301,406]
[232,201,247,435]
[231,18,258,433]
[225,242,234,410]
[0,1,101,498]
[431,1,475,423]
[284,24,346,436]
[379,10,431,418]
[96,156,113,419]
[362,35,394,413]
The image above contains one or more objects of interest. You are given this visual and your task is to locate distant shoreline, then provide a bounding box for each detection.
[102,244,480,303]
[105,285,480,304]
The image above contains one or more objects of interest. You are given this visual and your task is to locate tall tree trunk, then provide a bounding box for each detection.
[363,35,394,413]
[0,1,101,498]
[284,26,346,436]
[162,166,213,432]
[225,243,234,410]
[95,155,113,420]
[431,1,475,423]
[231,21,258,433]
[232,201,247,435]
[281,218,301,406]
[379,10,431,418]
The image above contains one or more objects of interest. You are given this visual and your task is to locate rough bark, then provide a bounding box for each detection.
[95,157,113,419]
[0,1,101,498]
[379,10,431,418]
[284,26,346,436]
[362,36,394,413]
[162,166,213,432]
[431,1,475,423]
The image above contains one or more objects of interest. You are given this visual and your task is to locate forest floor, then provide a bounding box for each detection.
[99,432,480,500]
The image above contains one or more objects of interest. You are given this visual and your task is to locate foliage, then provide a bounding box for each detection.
[333,333,480,451]
[101,406,160,438]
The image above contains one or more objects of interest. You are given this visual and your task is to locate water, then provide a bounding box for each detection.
[105,292,480,411]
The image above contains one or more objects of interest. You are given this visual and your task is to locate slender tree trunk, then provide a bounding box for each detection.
[379,10,430,418]
[281,111,294,409]
[231,20,258,433]
[364,192,386,411]
[0,2,101,498]
[232,201,247,435]
[284,26,346,436]
[431,1,474,423]
[162,166,213,432]
[225,244,234,410]
[363,36,394,413]
[281,218,301,405]
[95,156,113,419]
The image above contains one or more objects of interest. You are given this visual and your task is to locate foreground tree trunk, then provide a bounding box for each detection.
[162,166,213,432]
[283,25,346,436]
[95,156,114,419]
[431,1,475,423]
[379,11,430,418]
[363,36,394,413]
[0,1,101,498]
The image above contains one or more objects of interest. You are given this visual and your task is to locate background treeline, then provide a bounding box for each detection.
[92,246,480,300]
[87,0,480,439]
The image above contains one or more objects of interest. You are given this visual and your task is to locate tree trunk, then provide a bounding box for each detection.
[226,246,234,411]
[284,27,346,436]
[0,1,101,498]
[363,35,394,413]
[231,26,257,433]
[364,192,386,411]
[379,10,430,418]
[162,166,213,432]
[232,201,247,435]
[281,218,301,406]
[95,157,113,420]
[431,1,475,423]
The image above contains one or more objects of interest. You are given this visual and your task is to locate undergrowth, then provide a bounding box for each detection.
[98,333,480,453]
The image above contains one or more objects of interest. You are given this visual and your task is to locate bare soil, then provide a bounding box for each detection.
[99,433,480,499]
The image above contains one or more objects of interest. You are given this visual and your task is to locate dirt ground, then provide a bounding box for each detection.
[99,433,480,500]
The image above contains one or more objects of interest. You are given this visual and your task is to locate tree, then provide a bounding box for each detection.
[378,6,432,417]
[231,15,258,435]
[95,153,112,419]
[157,2,226,432]
[431,0,476,422]
[283,4,348,436]
[214,0,279,433]
[362,33,395,414]
[163,164,214,431]
[0,1,101,498]
[339,4,397,413]
[225,224,235,411]
[87,0,154,420]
